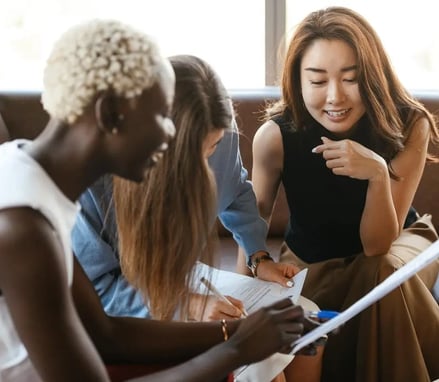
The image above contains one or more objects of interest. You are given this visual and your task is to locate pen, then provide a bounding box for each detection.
[200,277,249,317]
[306,310,339,321]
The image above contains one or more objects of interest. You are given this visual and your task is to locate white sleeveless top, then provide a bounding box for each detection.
[0,140,79,381]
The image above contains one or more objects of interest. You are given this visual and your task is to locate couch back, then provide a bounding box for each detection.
[1,89,439,236]
[230,89,439,236]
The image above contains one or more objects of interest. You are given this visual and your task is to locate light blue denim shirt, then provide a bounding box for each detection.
[71,121,268,317]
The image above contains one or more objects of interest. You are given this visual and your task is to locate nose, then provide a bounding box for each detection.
[326,81,346,105]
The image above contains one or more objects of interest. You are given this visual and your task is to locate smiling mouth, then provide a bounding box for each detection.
[150,151,164,164]
[325,109,350,117]
[148,142,169,165]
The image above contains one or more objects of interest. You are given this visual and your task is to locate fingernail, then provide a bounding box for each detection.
[286,280,294,287]
[311,147,318,153]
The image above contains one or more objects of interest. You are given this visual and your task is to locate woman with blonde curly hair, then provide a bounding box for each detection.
[250,6,439,382]
[0,20,308,382]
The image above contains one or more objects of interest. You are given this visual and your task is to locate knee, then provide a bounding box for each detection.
[359,254,405,284]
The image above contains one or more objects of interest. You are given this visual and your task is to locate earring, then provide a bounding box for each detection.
[111,114,123,134]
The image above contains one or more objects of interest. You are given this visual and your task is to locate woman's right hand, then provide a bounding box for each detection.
[312,137,387,181]
[189,293,245,321]
[228,298,304,364]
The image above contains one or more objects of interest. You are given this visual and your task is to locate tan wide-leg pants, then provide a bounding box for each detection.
[280,214,439,382]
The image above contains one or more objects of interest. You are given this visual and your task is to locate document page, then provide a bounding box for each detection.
[291,239,439,354]
[194,262,307,309]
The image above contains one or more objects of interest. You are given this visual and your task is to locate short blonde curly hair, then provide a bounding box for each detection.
[42,19,164,124]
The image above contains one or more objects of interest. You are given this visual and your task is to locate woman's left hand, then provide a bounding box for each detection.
[256,260,301,287]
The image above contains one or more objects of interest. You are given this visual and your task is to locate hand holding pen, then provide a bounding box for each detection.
[200,277,249,319]
[293,309,340,356]
[306,310,339,323]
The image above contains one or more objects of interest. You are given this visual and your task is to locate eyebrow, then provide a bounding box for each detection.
[303,65,358,73]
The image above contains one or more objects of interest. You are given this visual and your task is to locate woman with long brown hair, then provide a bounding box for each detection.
[251,6,439,382]
[114,54,230,320]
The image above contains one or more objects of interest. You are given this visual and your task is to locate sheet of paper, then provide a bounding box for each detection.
[233,353,294,382]
[233,295,318,382]
[291,239,439,354]
[194,262,308,309]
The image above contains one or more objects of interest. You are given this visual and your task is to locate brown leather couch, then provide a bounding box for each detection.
[1,88,439,256]
[230,88,439,235]
[1,89,437,378]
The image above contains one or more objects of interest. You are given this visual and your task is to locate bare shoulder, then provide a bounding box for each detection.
[0,207,55,250]
[253,120,283,169]
[254,119,282,145]
[406,115,430,146]
[0,207,67,291]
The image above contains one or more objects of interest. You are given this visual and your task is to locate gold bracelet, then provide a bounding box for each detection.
[220,319,229,341]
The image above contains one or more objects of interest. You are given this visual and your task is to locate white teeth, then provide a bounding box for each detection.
[163,118,176,137]
[158,142,168,151]
[151,152,164,163]
[326,109,349,117]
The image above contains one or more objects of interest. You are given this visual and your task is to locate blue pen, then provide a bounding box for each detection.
[306,310,339,321]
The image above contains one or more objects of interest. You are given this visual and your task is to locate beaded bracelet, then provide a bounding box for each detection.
[220,319,229,341]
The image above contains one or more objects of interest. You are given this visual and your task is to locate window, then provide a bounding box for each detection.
[0,0,265,90]
[285,0,439,91]
[0,0,438,91]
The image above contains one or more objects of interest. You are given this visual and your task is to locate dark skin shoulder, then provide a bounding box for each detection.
[0,207,108,381]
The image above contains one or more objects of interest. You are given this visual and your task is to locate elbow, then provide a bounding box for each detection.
[362,235,398,257]
[363,244,392,257]
[361,221,400,257]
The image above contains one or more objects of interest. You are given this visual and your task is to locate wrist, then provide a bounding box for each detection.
[225,318,240,337]
[247,252,274,277]
[369,157,389,183]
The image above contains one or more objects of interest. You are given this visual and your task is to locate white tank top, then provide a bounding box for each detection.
[0,140,79,381]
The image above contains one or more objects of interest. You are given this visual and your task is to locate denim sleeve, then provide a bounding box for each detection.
[71,177,150,318]
[210,122,269,261]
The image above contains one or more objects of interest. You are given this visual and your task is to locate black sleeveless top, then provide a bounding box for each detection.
[274,114,417,263]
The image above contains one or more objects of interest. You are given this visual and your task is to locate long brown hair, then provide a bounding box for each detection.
[113,55,233,320]
[267,6,439,164]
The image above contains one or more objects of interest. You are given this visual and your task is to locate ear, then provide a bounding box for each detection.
[94,93,121,134]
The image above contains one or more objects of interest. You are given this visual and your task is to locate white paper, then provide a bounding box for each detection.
[233,296,318,382]
[291,239,439,354]
[232,353,293,382]
[194,262,308,308]
[193,263,309,382]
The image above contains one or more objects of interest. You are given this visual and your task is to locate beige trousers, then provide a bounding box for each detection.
[280,214,439,382]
